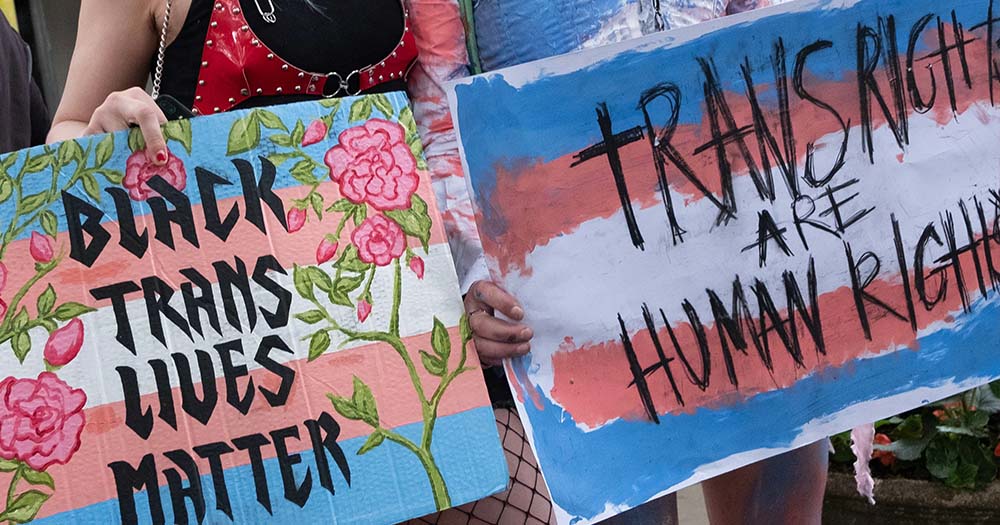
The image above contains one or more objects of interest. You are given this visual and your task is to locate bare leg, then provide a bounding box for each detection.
[602,494,678,525]
[702,441,829,525]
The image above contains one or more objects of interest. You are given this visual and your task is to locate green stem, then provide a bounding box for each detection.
[382,430,450,510]
[389,258,401,337]
[5,466,21,516]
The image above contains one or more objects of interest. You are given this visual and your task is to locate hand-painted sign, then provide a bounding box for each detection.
[0,94,506,524]
[449,0,1000,522]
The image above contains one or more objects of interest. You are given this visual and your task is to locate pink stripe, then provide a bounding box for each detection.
[37,326,486,518]
[4,176,447,311]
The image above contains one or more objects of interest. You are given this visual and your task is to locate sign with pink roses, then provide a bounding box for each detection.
[0,94,506,524]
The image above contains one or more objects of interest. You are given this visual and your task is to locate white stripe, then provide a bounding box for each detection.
[2,244,464,409]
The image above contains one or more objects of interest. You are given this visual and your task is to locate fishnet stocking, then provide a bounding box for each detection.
[403,408,556,525]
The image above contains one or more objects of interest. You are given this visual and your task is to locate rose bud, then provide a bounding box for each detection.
[30,232,54,263]
[302,119,328,146]
[409,255,425,280]
[287,208,307,233]
[44,318,85,367]
[316,238,339,265]
[357,299,373,323]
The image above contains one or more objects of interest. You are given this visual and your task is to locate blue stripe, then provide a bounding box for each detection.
[515,297,1000,522]
[36,406,506,525]
[0,93,411,244]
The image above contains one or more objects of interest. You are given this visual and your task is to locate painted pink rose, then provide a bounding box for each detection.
[316,238,338,265]
[123,149,187,201]
[408,255,425,280]
[0,372,86,471]
[44,318,85,367]
[29,232,53,263]
[324,119,419,211]
[302,119,328,146]
[351,215,405,267]
[357,299,372,323]
[287,207,306,233]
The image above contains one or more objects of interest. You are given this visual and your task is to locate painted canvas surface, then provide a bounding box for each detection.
[0,94,507,524]
[449,0,1000,522]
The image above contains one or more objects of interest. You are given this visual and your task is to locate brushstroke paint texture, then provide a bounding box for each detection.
[448,0,1000,523]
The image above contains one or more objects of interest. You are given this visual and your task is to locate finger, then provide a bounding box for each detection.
[473,336,530,363]
[471,281,524,321]
[469,312,532,344]
[124,99,169,166]
[84,106,130,136]
[463,292,494,317]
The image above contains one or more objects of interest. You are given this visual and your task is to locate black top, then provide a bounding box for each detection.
[158,0,407,110]
[0,15,49,153]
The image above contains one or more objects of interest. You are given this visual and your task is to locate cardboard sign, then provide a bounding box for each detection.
[0,94,507,524]
[449,0,1000,522]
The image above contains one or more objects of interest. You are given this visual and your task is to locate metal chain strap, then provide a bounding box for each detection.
[151,0,172,99]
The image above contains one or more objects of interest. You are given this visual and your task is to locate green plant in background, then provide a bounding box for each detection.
[831,381,1000,490]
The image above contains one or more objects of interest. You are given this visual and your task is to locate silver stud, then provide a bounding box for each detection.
[392,51,397,58]
[240,25,249,32]
[256,88,263,94]
[276,87,283,93]
[195,95,202,101]
[241,88,249,96]
[379,74,384,81]
[298,72,305,78]
[192,108,200,114]
[228,97,236,103]
[308,85,316,92]
[211,21,218,27]
[233,7,241,14]
[202,61,208,67]
[390,72,395,79]
[213,107,220,112]
[215,2,222,9]
[206,39,214,46]
[295,85,302,92]
[281,64,289,71]
[267,53,274,60]
[198,79,205,86]
[252,38,259,45]
[380,61,385,67]
[400,40,404,47]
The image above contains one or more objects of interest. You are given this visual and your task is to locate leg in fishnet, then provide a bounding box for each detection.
[405,408,556,525]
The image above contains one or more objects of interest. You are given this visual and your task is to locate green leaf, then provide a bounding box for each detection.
[24,153,52,173]
[308,331,331,361]
[327,394,362,421]
[82,173,101,202]
[335,245,372,273]
[255,109,288,131]
[352,203,367,226]
[267,152,298,167]
[385,194,433,251]
[226,113,262,155]
[420,350,447,377]
[431,317,451,361]
[269,133,294,148]
[13,308,29,329]
[357,431,385,455]
[318,98,342,111]
[291,160,320,185]
[891,414,923,441]
[307,267,334,293]
[295,310,326,324]
[21,468,55,490]
[52,302,96,321]
[946,462,979,489]
[460,314,472,344]
[925,437,959,480]
[12,332,30,363]
[95,134,115,165]
[39,210,58,237]
[335,274,365,295]
[327,198,356,213]
[351,376,379,427]
[0,177,13,203]
[0,152,17,173]
[0,490,50,523]
[293,265,315,301]
[127,128,146,152]
[20,192,48,214]
[310,192,324,218]
[57,140,85,166]
[37,285,56,315]
[349,98,373,122]
[328,289,354,307]
[98,169,124,185]
[291,120,306,146]
[966,409,990,430]
[164,119,194,154]
[399,106,418,136]
[990,381,1000,400]
[372,94,394,118]
[0,458,18,472]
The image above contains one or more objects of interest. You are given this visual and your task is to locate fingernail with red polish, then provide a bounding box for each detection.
[155,150,168,164]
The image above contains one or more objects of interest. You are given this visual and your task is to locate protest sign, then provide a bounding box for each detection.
[0,94,507,524]
[449,0,1000,522]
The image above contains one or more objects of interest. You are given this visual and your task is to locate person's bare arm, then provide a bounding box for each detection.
[47,0,169,162]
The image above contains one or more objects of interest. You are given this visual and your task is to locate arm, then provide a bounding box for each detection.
[47,0,169,162]
[404,0,531,365]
